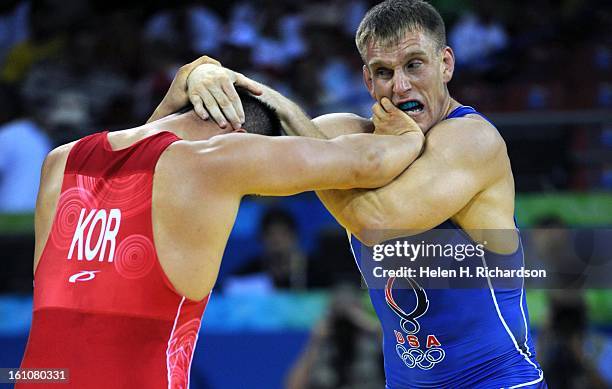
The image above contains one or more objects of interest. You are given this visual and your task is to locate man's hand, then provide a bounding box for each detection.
[187,64,263,130]
[372,97,423,138]
[147,55,221,123]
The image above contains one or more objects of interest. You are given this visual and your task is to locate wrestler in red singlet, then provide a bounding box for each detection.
[19,131,208,388]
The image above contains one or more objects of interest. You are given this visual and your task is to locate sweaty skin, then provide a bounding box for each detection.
[33,76,423,302]
[184,30,518,252]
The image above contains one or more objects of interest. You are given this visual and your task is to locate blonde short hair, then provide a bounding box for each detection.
[355,0,446,62]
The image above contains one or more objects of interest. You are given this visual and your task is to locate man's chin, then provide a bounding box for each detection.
[403,108,425,120]
[406,113,429,132]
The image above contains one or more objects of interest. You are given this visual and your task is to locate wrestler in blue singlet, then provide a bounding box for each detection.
[350,106,546,389]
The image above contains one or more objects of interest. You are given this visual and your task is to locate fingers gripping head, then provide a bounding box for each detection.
[175,88,283,137]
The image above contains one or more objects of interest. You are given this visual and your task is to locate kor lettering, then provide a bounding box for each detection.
[67,208,121,262]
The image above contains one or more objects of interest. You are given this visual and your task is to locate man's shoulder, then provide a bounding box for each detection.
[158,134,263,189]
[42,140,77,174]
[315,112,369,122]
[163,133,264,165]
[426,114,506,167]
[313,112,374,134]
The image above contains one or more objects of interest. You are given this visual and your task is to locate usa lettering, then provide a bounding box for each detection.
[394,330,441,349]
[68,208,121,262]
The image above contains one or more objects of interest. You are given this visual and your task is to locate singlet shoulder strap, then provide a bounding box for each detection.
[65,131,181,177]
[64,132,107,174]
[445,105,493,125]
[123,131,182,173]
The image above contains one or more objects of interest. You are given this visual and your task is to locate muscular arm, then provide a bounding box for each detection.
[33,143,74,272]
[187,130,423,197]
[315,117,509,244]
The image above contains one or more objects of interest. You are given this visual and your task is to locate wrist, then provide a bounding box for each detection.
[163,92,188,111]
[258,86,289,120]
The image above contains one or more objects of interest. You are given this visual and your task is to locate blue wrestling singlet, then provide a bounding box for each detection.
[349,106,546,388]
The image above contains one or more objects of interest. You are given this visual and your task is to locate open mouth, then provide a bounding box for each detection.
[398,100,424,114]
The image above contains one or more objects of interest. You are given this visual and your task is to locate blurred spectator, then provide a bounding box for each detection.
[1,0,65,83]
[188,4,223,56]
[529,215,585,288]
[226,2,261,48]
[286,285,383,389]
[530,216,612,386]
[228,207,307,291]
[341,0,367,37]
[0,83,51,212]
[538,290,610,388]
[143,6,188,50]
[307,227,362,288]
[0,1,29,66]
[44,91,92,144]
[251,3,305,69]
[21,25,130,136]
[131,41,184,123]
[449,6,508,72]
[144,4,223,57]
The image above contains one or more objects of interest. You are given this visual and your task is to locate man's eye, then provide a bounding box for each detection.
[407,62,422,69]
[376,69,392,78]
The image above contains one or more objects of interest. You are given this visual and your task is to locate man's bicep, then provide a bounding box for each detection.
[312,113,373,139]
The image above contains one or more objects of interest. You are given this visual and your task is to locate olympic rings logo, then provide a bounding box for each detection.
[395,344,445,370]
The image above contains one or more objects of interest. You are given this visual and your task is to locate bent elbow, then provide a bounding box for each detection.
[360,134,423,189]
[352,224,386,246]
[352,230,378,247]
[348,207,388,246]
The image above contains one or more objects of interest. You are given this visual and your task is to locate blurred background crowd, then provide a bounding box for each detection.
[0,0,611,388]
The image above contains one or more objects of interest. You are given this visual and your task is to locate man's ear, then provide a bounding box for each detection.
[363,65,376,99]
[441,46,455,84]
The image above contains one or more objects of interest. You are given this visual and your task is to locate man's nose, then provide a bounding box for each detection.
[393,72,411,95]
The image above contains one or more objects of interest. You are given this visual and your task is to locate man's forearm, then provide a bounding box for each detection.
[253,82,329,139]
[148,55,222,123]
[148,100,181,123]
[316,130,423,236]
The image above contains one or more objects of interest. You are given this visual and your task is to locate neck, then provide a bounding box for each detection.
[143,111,226,141]
[107,111,229,151]
[424,93,461,134]
[441,94,462,121]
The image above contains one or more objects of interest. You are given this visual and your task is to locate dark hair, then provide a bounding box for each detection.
[356,0,446,61]
[176,88,283,136]
[238,88,283,136]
